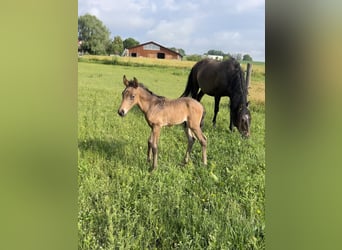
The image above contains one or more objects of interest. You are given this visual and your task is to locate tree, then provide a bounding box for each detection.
[123,38,139,49]
[225,53,232,58]
[207,50,225,56]
[109,36,124,55]
[178,48,186,57]
[78,14,111,55]
[242,54,253,61]
[169,47,186,57]
[230,53,242,61]
[186,54,202,62]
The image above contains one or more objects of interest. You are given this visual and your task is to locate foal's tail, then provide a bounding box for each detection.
[180,68,198,98]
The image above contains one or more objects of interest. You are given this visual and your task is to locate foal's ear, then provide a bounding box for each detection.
[123,75,129,86]
[133,77,139,88]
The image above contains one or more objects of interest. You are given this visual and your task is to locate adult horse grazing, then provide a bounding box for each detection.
[181,58,251,137]
[118,76,207,171]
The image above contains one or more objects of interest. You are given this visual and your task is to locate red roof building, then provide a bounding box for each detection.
[124,41,182,60]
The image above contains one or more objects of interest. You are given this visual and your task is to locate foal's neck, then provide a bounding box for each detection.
[137,87,162,114]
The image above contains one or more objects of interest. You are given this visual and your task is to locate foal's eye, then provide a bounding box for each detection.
[130,95,135,100]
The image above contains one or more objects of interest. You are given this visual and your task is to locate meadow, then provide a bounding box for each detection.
[78,58,265,249]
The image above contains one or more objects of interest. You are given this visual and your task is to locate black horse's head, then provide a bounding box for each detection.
[233,102,251,138]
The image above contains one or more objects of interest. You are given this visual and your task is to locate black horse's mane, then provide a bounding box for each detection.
[236,69,248,100]
[225,58,248,107]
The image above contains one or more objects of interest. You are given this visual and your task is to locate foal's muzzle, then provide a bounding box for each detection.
[118,109,125,117]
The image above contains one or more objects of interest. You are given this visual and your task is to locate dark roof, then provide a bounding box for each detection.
[128,41,183,57]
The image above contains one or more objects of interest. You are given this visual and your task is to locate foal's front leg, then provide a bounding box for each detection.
[150,126,161,171]
[147,133,153,162]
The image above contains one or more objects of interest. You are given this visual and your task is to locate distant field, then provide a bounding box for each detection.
[79,54,196,68]
[78,60,265,249]
[79,55,265,104]
[79,54,265,70]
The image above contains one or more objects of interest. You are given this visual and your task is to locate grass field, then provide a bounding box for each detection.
[78,59,265,249]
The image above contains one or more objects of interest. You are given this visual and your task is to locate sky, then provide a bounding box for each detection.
[78,0,265,62]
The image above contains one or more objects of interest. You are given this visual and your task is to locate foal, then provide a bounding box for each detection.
[118,75,207,171]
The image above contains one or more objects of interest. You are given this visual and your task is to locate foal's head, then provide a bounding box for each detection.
[118,75,140,117]
[235,102,251,138]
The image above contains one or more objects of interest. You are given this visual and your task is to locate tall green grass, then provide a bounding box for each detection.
[78,62,265,249]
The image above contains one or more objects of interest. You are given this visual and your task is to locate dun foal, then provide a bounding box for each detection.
[118,76,207,171]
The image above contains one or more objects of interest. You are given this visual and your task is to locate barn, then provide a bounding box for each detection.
[124,41,182,60]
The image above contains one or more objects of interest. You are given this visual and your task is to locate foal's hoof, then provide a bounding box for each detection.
[180,161,188,167]
[148,166,157,173]
[182,157,192,166]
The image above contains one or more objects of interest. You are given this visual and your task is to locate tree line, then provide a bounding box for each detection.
[78,14,138,55]
[78,14,253,61]
[206,50,252,61]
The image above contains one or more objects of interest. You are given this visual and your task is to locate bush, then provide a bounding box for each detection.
[185,54,203,62]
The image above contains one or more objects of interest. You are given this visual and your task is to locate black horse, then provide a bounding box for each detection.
[181,58,251,137]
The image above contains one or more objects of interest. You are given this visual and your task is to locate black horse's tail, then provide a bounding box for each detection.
[180,67,198,98]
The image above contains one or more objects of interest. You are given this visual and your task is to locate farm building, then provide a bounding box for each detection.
[123,41,182,60]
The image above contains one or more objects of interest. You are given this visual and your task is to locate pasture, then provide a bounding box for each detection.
[78,59,265,249]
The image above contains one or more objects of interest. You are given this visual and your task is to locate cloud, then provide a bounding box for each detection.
[160,0,199,12]
[162,0,179,11]
[215,31,241,42]
[146,18,196,47]
[236,0,264,12]
[187,32,241,54]
[151,3,157,12]
[78,0,265,61]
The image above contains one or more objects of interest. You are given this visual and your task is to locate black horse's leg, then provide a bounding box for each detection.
[196,90,205,101]
[229,116,233,131]
[212,96,221,127]
[229,100,234,132]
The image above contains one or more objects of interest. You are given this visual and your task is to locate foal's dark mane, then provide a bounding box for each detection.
[127,80,165,100]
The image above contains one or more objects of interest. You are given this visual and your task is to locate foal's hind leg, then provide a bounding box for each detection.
[184,125,195,164]
[191,127,207,166]
[212,96,221,127]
